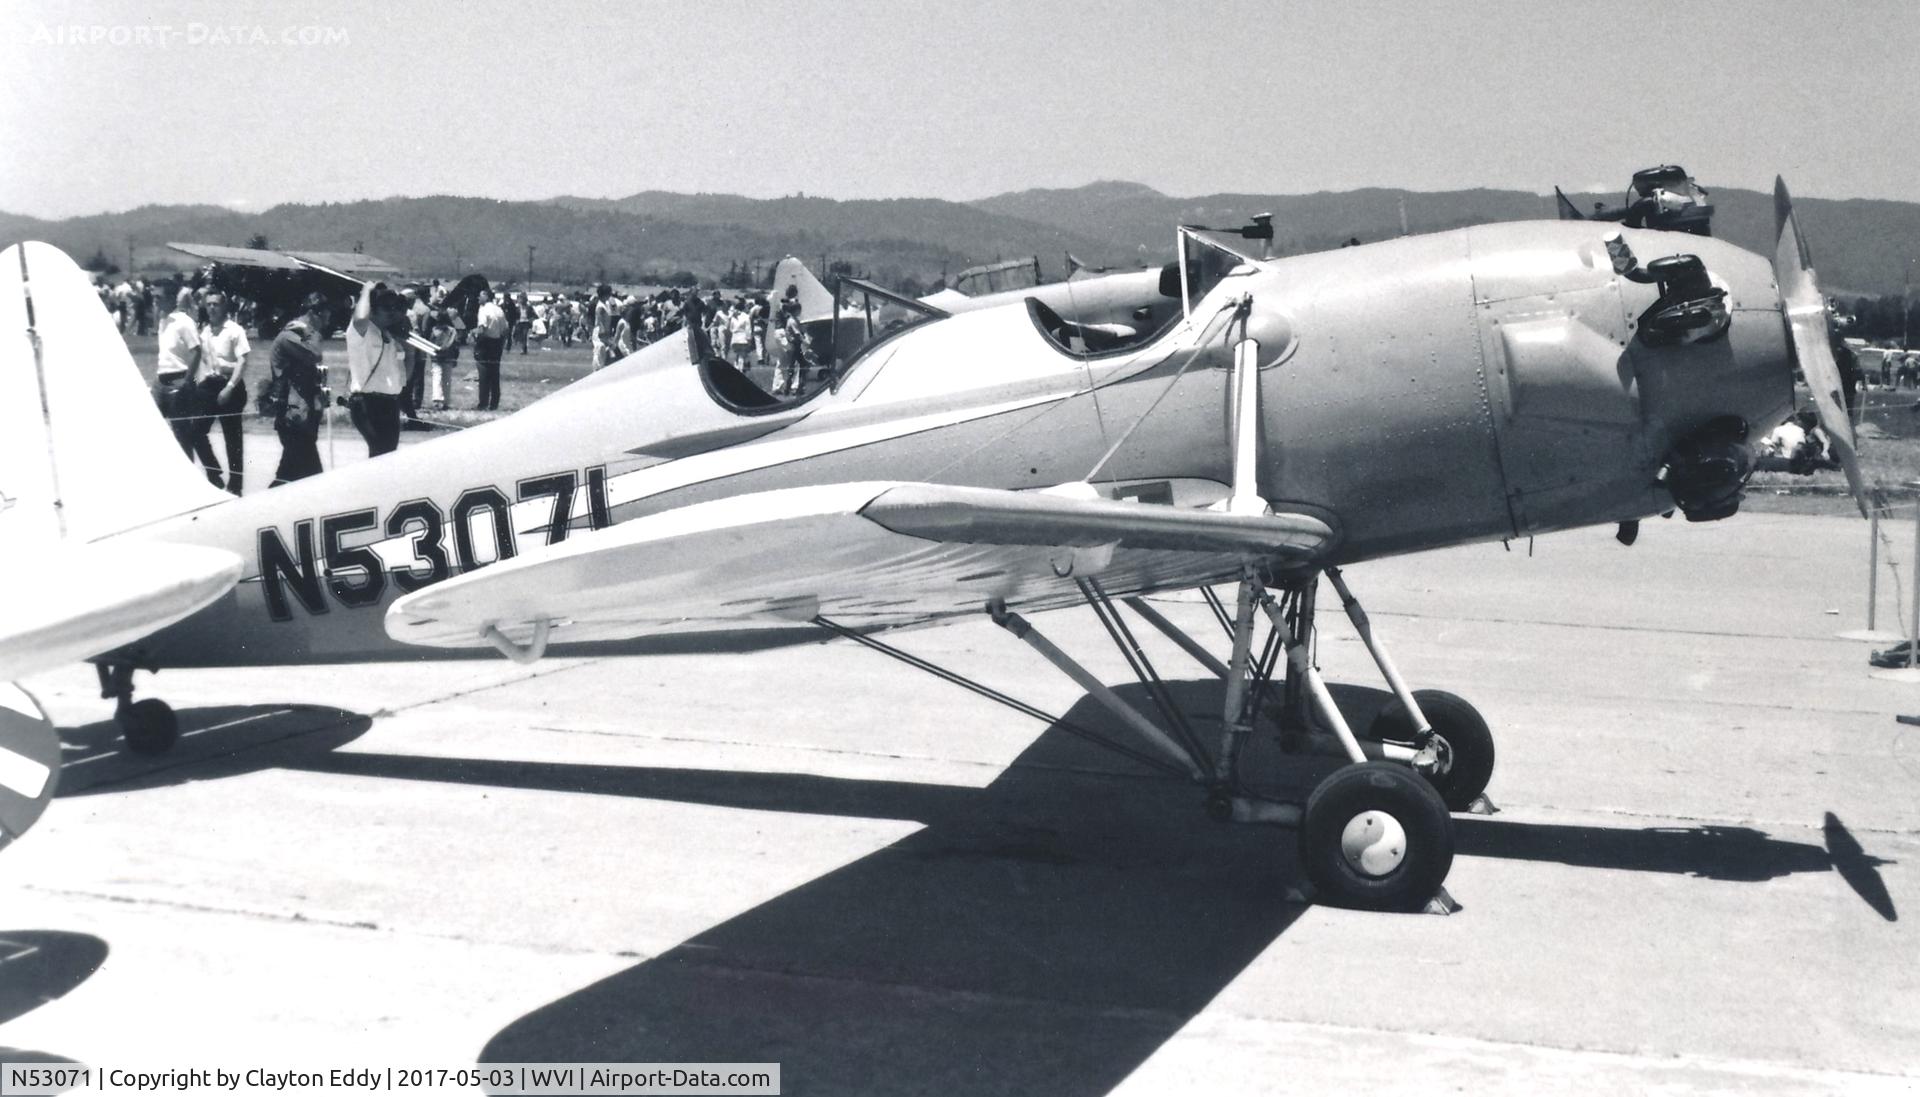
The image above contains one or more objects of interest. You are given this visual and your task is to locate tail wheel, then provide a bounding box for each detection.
[1298,761,1454,912]
[1369,688,1494,811]
[119,698,179,756]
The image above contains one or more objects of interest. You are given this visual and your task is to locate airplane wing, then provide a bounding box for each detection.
[385,481,1336,650]
[166,242,403,280]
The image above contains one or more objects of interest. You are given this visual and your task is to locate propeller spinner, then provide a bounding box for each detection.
[1773,177,1874,518]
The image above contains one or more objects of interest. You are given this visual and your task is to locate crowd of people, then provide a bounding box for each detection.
[133,267,826,494]
[100,274,255,338]
[525,284,819,396]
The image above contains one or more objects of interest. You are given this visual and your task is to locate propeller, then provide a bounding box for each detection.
[1773,177,1873,518]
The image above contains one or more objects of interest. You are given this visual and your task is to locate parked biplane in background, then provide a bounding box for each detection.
[2,178,1864,913]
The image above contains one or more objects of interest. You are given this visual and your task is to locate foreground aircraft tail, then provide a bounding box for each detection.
[0,241,244,848]
[2,240,232,545]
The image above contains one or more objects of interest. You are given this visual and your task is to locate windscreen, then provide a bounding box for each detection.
[1177,229,1264,316]
[826,278,948,386]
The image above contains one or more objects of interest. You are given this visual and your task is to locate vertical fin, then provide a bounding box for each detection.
[1,241,229,547]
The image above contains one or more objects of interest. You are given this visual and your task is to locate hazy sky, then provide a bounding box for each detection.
[2,0,1914,218]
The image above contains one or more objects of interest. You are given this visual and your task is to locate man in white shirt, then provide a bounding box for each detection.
[156,288,202,376]
[197,292,252,494]
[153,287,222,484]
[472,289,509,410]
[345,281,409,457]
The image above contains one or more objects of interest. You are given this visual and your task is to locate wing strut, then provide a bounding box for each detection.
[988,601,1208,780]
[811,616,1191,779]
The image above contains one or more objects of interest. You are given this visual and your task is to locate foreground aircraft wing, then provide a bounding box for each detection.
[385,481,1335,650]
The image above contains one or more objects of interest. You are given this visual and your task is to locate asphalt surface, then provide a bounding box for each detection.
[2,510,1917,1095]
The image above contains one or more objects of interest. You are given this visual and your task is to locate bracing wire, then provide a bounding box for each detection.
[1082,297,1241,485]
[1061,270,1111,461]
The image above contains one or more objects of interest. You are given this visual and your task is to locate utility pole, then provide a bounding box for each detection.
[527,244,536,290]
[125,235,133,274]
[1905,257,1913,352]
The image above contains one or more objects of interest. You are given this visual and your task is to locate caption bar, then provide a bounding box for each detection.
[1,1064,779,1096]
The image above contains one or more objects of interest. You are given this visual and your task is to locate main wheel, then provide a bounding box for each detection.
[119,698,179,756]
[1369,689,1494,811]
[1298,761,1454,912]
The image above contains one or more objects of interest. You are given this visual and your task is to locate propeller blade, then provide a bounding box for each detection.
[1773,177,1872,518]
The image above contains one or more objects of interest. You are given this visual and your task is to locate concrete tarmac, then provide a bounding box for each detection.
[2,510,1917,1094]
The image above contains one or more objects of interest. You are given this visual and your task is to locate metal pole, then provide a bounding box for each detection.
[1867,506,1882,631]
[1909,501,1919,668]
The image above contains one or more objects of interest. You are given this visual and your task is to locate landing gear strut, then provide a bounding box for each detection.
[97,663,178,756]
[816,563,1492,914]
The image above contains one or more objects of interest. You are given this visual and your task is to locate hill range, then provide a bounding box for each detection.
[3,179,1915,296]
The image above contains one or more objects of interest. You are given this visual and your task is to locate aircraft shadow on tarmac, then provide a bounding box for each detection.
[56,705,371,797]
[0,930,106,1067]
[273,678,1896,1093]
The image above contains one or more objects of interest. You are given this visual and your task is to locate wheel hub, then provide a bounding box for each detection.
[1339,810,1408,877]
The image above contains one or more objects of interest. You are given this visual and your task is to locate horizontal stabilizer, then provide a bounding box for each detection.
[386,480,1335,651]
[0,541,243,680]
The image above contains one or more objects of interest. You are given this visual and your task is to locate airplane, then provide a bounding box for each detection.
[165,240,446,353]
[0,178,1866,913]
[1554,165,1716,236]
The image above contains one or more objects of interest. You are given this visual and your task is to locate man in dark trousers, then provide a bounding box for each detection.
[679,287,707,364]
[197,291,251,494]
[345,282,408,456]
[471,288,508,410]
[261,293,330,486]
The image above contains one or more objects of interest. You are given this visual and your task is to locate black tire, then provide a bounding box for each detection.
[120,698,179,756]
[1298,761,1454,913]
[1369,688,1494,812]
